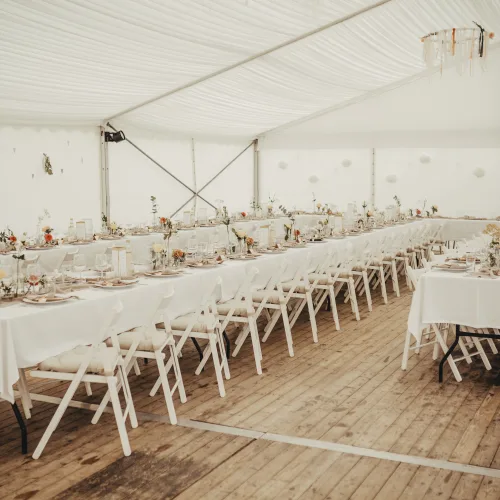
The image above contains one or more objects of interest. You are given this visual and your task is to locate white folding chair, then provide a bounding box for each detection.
[149,278,229,398]
[30,301,137,458]
[234,260,294,358]
[92,288,184,426]
[216,266,263,374]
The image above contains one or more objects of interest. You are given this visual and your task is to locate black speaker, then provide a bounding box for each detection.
[105,130,126,143]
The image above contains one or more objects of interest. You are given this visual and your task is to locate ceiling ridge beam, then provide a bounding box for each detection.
[104,0,393,122]
[258,43,500,139]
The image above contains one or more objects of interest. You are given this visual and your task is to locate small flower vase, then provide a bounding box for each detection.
[238,240,244,255]
[267,206,273,217]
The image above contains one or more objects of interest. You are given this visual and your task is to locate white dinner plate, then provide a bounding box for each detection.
[23,295,72,305]
[93,279,138,288]
[144,270,183,278]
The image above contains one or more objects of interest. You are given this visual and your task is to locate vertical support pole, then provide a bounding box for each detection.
[253,139,260,204]
[371,147,376,208]
[191,138,197,218]
[99,126,110,220]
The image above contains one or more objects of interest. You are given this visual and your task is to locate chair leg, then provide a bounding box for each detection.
[84,382,92,396]
[154,350,178,424]
[362,271,372,312]
[471,338,492,370]
[391,260,400,297]
[32,376,82,459]
[262,309,281,342]
[306,292,318,343]
[249,318,263,375]
[169,344,187,403]
[11,403,27,454]
[329,286,340,331]
[209,335,226,396]
[349,278,360,321]
[379,267,388,304]
[117,364,138,428]
[107,377,132,457]
[216,329,231,379]
[133,360,141,376]
[280,303,294,357]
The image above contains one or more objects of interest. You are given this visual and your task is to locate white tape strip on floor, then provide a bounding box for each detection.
[26,392,500,479]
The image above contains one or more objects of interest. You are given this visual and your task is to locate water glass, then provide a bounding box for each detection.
[95,254,108,279]
[465,252,476,272]
[73,254,87,280]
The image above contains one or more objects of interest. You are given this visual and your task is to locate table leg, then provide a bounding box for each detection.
[11,403,27,454]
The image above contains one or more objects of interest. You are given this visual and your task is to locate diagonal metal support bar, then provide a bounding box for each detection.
[106,122,216,210]
[197,140,255,195]
[170,195,196,219]
[105,0,392,121]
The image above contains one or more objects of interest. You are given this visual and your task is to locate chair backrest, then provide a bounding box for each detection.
[96,300,124,351]
[232,265,259,313]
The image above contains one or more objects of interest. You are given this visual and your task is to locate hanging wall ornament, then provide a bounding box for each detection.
[419,153,431,164]
[43,153,53,175]
[278,161,288,170]
[308,175,319,184]
[341,159,352,168]
[386,174,398,183]
[473,167,486,178]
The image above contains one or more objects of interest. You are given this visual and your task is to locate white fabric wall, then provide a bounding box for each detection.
[260,148,372,211]
[0,126,100,235]
[108,130,254,224]
[374,148,500,218]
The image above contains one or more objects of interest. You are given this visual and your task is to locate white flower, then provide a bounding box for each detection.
[284,223,291,230]
[110,222,118,230]
[235,230,246,239]
[152,243,163,253]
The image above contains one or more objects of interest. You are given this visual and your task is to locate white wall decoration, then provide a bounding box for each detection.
[341,159,352,168]
[278,160,288,170]
[386,174,398,183]
[308,174,319,184]
[473,167,486,178]
[419,153,431,164]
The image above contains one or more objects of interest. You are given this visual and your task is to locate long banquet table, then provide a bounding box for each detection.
[0,220,430,403]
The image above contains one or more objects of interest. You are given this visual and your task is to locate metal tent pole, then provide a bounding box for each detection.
[371,148,376,208]
[191,138,197,216]
[253,139,260,204]
[99,126,110,220]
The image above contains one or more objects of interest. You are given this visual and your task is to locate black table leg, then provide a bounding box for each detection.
[223,331,231,359]
[11,402,27,454]
[191,338,204,362]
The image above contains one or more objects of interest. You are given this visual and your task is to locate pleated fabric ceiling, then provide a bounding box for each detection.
[1,0,499,137]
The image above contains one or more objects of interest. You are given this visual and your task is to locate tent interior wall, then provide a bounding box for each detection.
[1,0,500,232]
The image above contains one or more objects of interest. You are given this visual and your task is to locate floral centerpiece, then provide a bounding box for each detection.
[151,243,166,270]
[240,211,247,219]
[221,206,231,248]
[161,217,174,265]
[482,224,500,268]
[267,194,277,216]
[279,204,295,241]
[293,229,301,243]
[246,236,254,253]
[172,248,185,266]
[250,198,261,217]
[25,273,46,293]
[232,228,247,254]
[0,229,17,252]
[43,226,55,245]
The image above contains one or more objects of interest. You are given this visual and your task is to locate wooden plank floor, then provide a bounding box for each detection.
[1,283,500,499]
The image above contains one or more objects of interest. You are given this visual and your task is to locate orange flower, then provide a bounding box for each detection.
[241,212,247,217]
[416,209,422,215]
[246,237,254,246]
[159,217,167,224]
[8,235,16,243]
[28,275,39,285]
[294,229,301,236]
[44,233,53,243]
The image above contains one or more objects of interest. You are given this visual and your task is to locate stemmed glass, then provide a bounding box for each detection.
[95,254,108,280]
[73,254,86,280]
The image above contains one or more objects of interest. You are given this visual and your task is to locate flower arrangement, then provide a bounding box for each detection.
[483,224,500,242]
[43,153,53,175]
[431,205,438,214]
[250,198,261,214]
[221,206,231,246]
[293,229,301,243]
[42,226,54,244]
[232,228,246,241]
[12,243,25,297]
[366,210,373,217]
[284,223,292,241]
[241,212,247,218]
[246,236,254,253]
[267,194,277,216]
[151,243,166,270]
[0,229,17,251]
[172,248,185,265]
[25,273,46,293]
[416,209,422,216]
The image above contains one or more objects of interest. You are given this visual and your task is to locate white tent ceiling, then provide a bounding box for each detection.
[1,0,499,138]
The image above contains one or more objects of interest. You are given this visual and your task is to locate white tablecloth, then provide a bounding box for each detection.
[408,270,500,342]
[436,219,497,242]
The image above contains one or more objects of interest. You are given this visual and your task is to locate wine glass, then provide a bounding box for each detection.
[73,254,86,280]
[95,254,108,280]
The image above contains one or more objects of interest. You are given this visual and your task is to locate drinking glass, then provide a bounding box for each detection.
[73,254,86,280]
[465,253,476,272]
[95,254,108,280]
